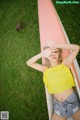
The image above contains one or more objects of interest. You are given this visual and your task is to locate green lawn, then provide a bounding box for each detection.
[0,0,80,120]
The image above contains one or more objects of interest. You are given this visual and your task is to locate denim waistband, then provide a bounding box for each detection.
[54,91,78,105]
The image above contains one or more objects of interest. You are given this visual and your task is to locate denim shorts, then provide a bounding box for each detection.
[53,92,80,118]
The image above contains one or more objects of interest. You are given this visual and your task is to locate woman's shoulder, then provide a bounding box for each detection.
[43,66,52,74]
[61,59,71,68]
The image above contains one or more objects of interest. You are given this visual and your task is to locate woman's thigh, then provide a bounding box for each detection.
[51,113,67,120]
[71,110,80,120]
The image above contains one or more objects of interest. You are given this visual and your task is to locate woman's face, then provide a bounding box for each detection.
[48,48,59,62]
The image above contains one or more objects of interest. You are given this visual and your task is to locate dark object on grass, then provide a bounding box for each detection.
[16,22,25,32]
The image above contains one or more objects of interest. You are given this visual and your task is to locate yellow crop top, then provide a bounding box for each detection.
[43,64,76,94]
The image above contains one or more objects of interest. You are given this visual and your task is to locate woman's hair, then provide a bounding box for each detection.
[43,46,62,68]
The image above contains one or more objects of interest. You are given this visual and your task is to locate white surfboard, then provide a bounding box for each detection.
[37,0,80,120]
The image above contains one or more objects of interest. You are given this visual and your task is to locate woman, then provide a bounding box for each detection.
[27,41,80,120]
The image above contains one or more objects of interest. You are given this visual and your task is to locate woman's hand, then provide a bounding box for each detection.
[42,48,51,58]
[42,41,56,58]
[44,40,56,48]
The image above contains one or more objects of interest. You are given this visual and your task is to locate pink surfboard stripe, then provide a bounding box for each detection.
[38,0,69,58]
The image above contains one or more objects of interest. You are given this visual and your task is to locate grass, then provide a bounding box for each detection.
[0,0,80,120]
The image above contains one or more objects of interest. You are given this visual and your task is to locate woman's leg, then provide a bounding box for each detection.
[71,110,80,120]
[51,113,67,120]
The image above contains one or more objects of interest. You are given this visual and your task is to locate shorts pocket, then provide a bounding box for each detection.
[67,92,79,104]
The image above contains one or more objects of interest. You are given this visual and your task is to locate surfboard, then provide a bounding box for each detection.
[37,0,80,120]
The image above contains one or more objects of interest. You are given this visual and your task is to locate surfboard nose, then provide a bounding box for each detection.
[38,0,66,44]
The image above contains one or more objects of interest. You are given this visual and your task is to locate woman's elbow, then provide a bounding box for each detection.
[75,45,80,52]
[26,60,31,66]
[77,45,80,52]
[79,46,80,50]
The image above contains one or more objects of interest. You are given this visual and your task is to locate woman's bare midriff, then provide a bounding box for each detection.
[54,88,74,102]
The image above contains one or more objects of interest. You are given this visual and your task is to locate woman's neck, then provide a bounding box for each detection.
[50,61,60,67]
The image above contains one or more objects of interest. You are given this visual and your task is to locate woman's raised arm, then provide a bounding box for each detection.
[26,49,50,72]
[50,43,80,67]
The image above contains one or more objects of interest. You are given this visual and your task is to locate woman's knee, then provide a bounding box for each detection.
[71,110,80,120]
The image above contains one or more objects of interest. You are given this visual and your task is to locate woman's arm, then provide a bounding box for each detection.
[26,51,49,72]
[51,43,80,67]
[27,53,42,65]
